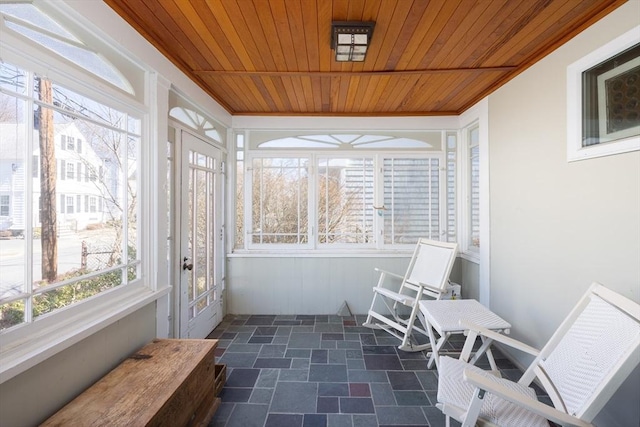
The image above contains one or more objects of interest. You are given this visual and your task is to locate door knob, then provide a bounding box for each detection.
[182,257,193,271]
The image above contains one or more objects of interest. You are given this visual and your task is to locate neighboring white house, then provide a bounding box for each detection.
[0,121,106,235]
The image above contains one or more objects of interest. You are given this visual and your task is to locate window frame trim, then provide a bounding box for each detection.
[243,149,447,251]
[567,25,640,162]
[0,9,167,384]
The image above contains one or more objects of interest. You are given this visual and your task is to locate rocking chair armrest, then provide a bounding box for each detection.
[459,320,540,356]
[462,368,593,427]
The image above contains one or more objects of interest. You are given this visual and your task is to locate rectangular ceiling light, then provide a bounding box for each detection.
[331,21,375,62]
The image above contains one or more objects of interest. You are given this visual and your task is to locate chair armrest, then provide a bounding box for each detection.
[463,368,593,427]
[459,320,540,356]
[374,268,404,281]
[414,281,444,294]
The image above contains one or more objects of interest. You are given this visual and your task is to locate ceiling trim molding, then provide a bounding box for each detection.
[193,66,516,77]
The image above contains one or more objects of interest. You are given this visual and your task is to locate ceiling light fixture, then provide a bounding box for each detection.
[331,21,375,62]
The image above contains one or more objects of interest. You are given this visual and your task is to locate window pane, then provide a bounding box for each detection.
[446,133,457,243]
[384,158,440,245]
[0,75,141,328]
[235,134,244,249]
[251,157,308,244]
[0,3,132,92]
[0,93,26,325]
[317,157,374,244]
[469,142,480,250]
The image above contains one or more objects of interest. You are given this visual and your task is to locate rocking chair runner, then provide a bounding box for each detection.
[437,282,640,427]
[362,238,458,352]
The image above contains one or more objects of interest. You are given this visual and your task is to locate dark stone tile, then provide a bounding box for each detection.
[376,406,428,425]
[308,364,348,382]
[401,360,429,371]
[316,396,339,413]
[339,397,375,414]
[416,371,439,391]
[393,390,430,406]
[286,349,312,358]
[274,320,302,325]
[342,320,356,326]
[345,349,363,359]
[396,350,427,360]
[311,349,328,363]
[318,382,349,397]
[253,358,292,368]
[248,336,273,344]
[231,319,247,325]
[371,383,396,405]
[353,415,377,427]
[254,326,278,335]
[249,388,273,404]
[322,333,345,341]
[301,320,316,326]
[245,315,276,326]
[387,371,423,390]
[424,405,447,426]
[303,413,327,427]
[219,352,258,368]
[343,326,372,333]
[289,332,322,349]
[219,387,252,402]
[363,354,403,370]
[259,344,287,358]
[226,343,263,353]
[349,383,370,397]
[225,403,268,427]
[297,315,317,320]
[255,368,279,387]
[265,414,303,427]
[328,349,346,364]
[315,315,329,323]
[359,334,376,345]
[226,368,260,388]
[271,382,318,413]
[362,345,397,355]
[221,332,237,339]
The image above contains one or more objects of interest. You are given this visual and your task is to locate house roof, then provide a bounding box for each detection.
[104,0,626,116]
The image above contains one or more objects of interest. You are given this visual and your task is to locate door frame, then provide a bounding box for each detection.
[170,125,226,338]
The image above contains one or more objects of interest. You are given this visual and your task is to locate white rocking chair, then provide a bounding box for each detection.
[437,282,640,427]
[362,238,458,352]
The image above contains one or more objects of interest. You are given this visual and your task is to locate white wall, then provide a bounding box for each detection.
[487,2,640,425]
[227,256,412,315]
[0,304,156,426]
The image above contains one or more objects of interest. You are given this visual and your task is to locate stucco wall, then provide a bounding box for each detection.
[487,2,640,425]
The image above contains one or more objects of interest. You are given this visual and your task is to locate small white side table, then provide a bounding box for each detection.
[418,299,511,370]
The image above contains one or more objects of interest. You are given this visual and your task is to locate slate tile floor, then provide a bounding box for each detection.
[207,314,547,427]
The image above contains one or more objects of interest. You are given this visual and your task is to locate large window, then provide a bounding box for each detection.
[239,133,450,250]
[0,62,141,330]
[0,1,148,349]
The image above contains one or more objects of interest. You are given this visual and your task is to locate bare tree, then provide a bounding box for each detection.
[38,78,58,282]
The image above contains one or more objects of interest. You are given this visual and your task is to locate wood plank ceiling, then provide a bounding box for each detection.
[105,0,625,116]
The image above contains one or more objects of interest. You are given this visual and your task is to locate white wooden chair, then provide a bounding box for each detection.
[362,238,458,352]
[437,282,640,427]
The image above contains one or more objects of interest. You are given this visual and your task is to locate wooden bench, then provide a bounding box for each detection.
[41,339,223,427]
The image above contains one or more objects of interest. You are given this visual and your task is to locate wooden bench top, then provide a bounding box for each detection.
[41,339,219,427]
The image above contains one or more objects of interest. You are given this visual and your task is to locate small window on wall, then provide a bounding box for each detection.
[568,27,640,161]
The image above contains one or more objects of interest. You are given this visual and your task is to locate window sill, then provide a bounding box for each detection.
[0,284,170,384]
[228,249,416,258]
[459,251,480,264]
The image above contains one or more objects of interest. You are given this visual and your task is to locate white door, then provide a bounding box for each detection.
[177,130,223,338]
